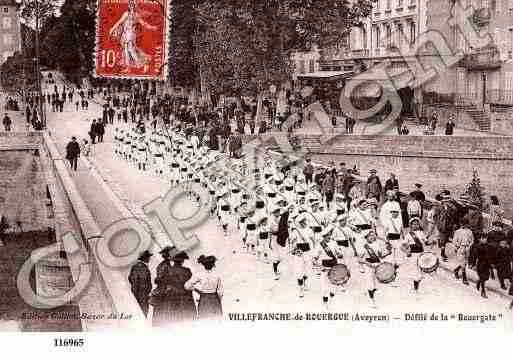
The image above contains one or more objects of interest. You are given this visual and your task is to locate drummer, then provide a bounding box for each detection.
[291,214,315,290]
[313,225,345,310]
[217,191,231,236]
[382,208,404,270]
[357,230,391,308]
[328,193,347,223]
[402,217,433,293]
[243,208,258,254]
[257,216,270,263]
[349,199,375,233]
[332,214,358,261]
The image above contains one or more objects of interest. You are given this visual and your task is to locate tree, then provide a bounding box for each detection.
[168,0,200,88]
[0,51,38,95]
[193,0,374,98]
[465,169,486,210]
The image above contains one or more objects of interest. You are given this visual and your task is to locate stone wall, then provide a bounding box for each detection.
[250,133,513,217]
[311,152,513,217]
[0,133,49,232]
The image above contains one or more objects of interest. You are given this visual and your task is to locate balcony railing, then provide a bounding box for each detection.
[423,91,455,105]
[472,7,491,26]
[460,47,501,71]
[352,49,369,57]
[486,90,513,105]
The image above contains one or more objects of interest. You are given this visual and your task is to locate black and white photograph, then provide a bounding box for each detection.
[0,0,512,355]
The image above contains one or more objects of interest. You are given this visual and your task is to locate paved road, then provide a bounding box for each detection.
[45,98,512,329]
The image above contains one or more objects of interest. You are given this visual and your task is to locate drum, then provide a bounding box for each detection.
[297,243,311,252]
[445,242,457,258]
[328,264,351,286]
[374,262,397,284]
[417,252,439,274]
[312,226,322,233]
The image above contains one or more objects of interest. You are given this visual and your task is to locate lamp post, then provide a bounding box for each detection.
[34,0,46,129]
[18,0,46,130]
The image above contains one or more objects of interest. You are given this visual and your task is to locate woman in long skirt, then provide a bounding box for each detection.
[152,247,196,327]
[185,255,223,320]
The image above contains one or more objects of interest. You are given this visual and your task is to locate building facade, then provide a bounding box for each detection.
[311,0,513,131]
[291,45,321,80]
[0,0,21,64]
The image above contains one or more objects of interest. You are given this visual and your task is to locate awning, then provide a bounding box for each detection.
[297,71,354,81]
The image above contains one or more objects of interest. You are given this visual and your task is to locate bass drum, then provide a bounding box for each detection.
[328,264,351,286]
[375,262,397,284]
[417,252,439,274]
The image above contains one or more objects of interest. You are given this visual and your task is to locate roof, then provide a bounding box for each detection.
[297,71,354,80]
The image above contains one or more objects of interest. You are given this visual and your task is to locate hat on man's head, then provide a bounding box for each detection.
[370,169,377,174]
[159,246,189,261]
[138,250,153,261]
[415,183,422,188]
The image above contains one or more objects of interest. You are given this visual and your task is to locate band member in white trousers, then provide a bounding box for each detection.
[313,226,344,309]
[403,217,433,293]
[290,214,315,297]
[357,230,391,308]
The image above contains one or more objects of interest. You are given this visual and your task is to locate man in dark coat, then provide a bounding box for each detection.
[384,173,399,193]
[152,246,196,327]
[409,183,425,202]
[65,137,81,171]
[96,120,105,143]
[2,113,12,132]
[366,169,382,202]
[89,120,97,144]
[469,236,495,298]
[128,250,153,316]
[465,204,484,240]
[495,240,513,292]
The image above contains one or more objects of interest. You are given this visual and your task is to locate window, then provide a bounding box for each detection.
[387,0,391,10]
[398,0,403,7]
[3,34,12,46]
[309,60,315,73]
[362,27,367,49]
[375,26,381,48]
[386,25,392,47]
[2,17,11,29]
[397,24,403,48]
[410,22,416,45]
[3,7,8,13]
[298,60,305,74]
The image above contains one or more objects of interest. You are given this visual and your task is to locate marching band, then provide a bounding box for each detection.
[111,119,445,309]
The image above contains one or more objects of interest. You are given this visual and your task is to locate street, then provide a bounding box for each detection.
[40,98,512,328]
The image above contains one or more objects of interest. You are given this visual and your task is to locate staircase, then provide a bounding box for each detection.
[456,103,491,131]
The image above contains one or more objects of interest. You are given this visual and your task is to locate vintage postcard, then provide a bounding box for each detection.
[0,0,512,355]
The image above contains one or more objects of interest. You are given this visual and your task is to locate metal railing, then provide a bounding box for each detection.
[422,92,455,105]
[461,47,501,70]
[352,49,370,57]
[485,90,513,105]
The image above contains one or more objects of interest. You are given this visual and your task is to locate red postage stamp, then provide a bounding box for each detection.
[94,0,169,80]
